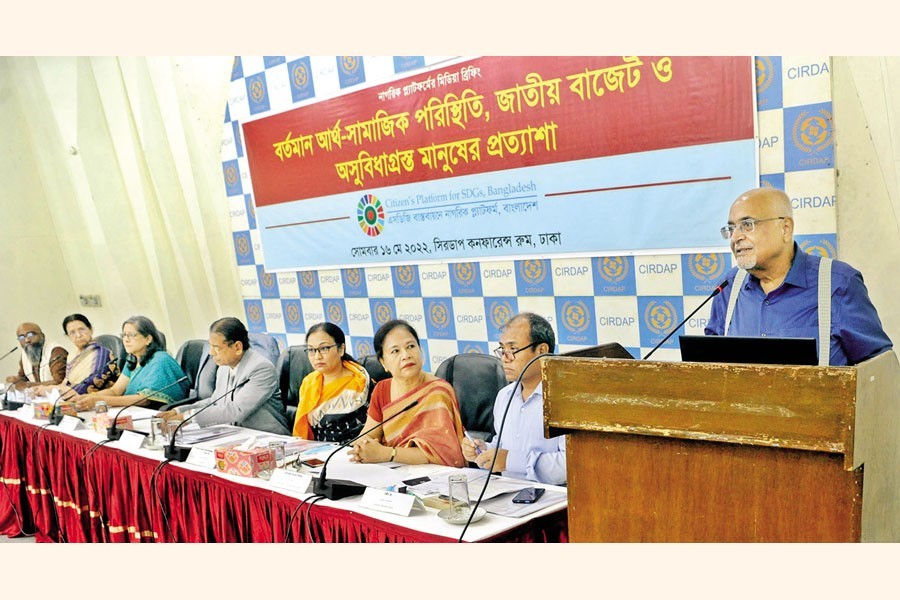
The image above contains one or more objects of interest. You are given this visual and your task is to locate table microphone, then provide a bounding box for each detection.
[107,376,189,440]
[313,399,420,500]
[1,353,68,411]
[164,377,251,461]
[642,279,729,361]
[0,346,17,362]
[47,386,81,425]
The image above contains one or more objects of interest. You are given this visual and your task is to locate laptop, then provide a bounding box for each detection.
[678,335,818,366]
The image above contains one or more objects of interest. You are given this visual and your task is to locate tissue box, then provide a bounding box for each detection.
[215,445,275,478]
[91,412,133,434]
[33,401,77,420]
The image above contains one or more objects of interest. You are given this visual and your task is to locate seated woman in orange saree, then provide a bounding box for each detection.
[349,320,465,467]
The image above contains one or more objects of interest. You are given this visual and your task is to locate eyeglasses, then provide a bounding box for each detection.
[492,342,539,360]
[121,332,142,340]
[720,217,786,239]
[67,327,90,338]
[17,332,38,342]
[305,344,337,356]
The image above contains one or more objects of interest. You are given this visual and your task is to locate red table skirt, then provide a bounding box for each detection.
[0,414,567,542]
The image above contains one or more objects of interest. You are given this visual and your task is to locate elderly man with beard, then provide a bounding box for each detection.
[705,187,892,366]
[5,322,68,389]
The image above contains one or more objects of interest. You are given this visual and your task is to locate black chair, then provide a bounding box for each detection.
[275,345,314,424]
[249,332,280,365]
[174,339,218,402]
[358,354,391,386]
[434,353,507,441]
[94,334,126,370]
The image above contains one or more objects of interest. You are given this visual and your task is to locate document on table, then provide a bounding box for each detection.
[406,470,532,501]
[177,425,244,445]
[478,489,567,518]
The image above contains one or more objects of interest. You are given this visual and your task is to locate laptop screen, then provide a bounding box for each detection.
[678,335,818,366]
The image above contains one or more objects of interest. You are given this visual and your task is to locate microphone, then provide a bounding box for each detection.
[313,399,421,500]
[0,346,17,362]
[107,376,189,441]
[47,386,81,426]
[642,279,730,361]
[163,377,251,461]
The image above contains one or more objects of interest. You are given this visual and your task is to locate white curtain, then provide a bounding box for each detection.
[0,56,243,354]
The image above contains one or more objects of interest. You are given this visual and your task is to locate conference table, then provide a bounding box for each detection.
[0,406,568,543]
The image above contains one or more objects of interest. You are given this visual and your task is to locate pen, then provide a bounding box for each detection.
[463,431,482,455]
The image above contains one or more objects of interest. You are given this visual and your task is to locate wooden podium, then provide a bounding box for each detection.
[543,351,900,542]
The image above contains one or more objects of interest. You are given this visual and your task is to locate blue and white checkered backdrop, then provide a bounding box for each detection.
[222,56,837,368]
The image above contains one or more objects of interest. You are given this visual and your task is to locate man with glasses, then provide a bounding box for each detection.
[461,312,566,484]
[5,322,68,389]
[157,317,290,434]
[705,187,891,366]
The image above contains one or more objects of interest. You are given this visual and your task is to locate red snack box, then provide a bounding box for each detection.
[33,401,77,420]
[91,412,133,434]
[215,445,276,478]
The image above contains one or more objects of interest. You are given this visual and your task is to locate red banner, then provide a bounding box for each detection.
[243,56,753,208]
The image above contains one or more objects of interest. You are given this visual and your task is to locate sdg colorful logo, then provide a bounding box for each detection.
[357,194,385,237]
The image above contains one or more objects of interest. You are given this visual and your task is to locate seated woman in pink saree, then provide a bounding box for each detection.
[349,320,465,467]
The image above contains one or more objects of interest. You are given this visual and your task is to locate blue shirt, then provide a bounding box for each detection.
[705,244,892,366]
[484,381,567,485]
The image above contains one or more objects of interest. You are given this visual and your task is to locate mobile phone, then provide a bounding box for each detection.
[301,458,325,468]
[512,487,545,504]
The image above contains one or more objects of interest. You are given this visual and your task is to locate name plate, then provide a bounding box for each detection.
[361,487,415,517]
[118,430,146,452]
[58,415,82,432]
[186,447,216,469]
[269,469,313,495]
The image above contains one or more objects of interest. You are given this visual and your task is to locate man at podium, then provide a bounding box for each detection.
[705,187,892,366]
[462,313,566,485]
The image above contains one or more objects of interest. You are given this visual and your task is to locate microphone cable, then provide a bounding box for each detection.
[151,458,175,542]
[459,352,552,543]
[285,493,325,542]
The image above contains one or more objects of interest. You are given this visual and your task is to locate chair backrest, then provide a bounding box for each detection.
[175,339,206,388]
[275,345,315,423]
[434,353,507,440]
[248,332,280,365]
[358,354,391,385]
[174,339,218,400]
[94,334,126,370]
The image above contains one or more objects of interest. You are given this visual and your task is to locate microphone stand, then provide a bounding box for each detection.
[164,378,250,461]
[2,353,66,411]
[642,279,730,360]
[313,399,421,500]
[107,376,189,440]
[47,387,80,426]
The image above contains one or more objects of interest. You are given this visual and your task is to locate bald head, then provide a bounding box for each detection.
[732,187,793,220]
[16,323,42,337]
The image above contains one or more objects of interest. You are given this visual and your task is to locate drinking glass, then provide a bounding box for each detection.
[448,474,470,520]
